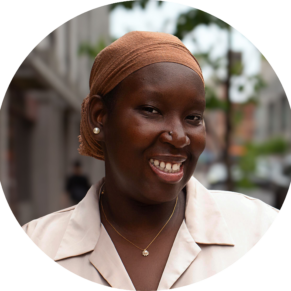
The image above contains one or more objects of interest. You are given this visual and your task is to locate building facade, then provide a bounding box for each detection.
[255,59,291,143]
[0,7,109,225]
[254,59,291,208]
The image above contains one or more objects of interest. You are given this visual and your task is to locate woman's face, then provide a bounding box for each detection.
[102,62,206,204]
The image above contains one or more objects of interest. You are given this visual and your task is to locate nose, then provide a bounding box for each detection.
[159,119,190,148]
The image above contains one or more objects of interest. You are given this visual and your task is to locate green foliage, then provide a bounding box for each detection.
[248,75,267,93]
[174,9,229,39]
[236,177,256,189]
[230,60,243,76]
[236,137,289,189]
[237,75,266,106]
[194,52,229,112]
[257,137,289,155]
[243,97,258,106]
[78,39,107,60]
[195,52,225,73]
[110,0,163,11]
[171,9,265,116]
[205,85,227,111]
[238,85,244,92]
[232,109,243,126]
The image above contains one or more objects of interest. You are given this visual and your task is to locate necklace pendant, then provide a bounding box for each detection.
[142,250,149,257]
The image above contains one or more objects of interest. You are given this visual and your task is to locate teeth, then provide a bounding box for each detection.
[150,159,182,173]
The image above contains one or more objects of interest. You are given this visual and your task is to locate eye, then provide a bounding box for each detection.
[188,115,202,121]
[142,106,159,114]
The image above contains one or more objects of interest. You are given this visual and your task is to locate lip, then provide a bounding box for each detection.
[150,155,187,163]
[149,160,184,183]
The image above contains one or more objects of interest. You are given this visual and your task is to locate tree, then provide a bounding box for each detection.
[78,38,107,59]
[237,137,289,189]
[78,36,120,62]
[173,8,259,191]
[110,0,163,10]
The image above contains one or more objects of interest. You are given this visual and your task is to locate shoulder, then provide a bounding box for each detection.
[209,189,278,237]
[22,205,76,239]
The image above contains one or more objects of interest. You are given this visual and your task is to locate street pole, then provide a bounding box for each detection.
[224,26,234,191]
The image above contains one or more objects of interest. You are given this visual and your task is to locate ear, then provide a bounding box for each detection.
[88,95,107,141]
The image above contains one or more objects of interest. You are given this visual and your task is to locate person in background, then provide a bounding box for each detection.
[66,160,90,204]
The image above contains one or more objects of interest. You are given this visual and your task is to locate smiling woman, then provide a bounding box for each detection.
[91,62,205,203]
[22,31,278,291]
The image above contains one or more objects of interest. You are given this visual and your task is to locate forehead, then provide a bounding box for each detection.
[116,62,204,97]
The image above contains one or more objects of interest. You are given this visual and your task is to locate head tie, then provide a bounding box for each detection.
[79,31,204,160]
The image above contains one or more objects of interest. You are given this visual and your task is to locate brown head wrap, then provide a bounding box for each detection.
[79,31,204,160]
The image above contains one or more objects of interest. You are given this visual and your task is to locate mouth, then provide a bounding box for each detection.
[149,158,185,183]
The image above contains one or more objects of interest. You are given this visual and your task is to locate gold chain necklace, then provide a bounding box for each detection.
[100,186,178,257]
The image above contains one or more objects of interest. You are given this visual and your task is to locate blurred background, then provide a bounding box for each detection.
[0,1,290,226]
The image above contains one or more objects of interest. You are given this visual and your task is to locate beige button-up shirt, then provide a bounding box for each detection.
[22,177,278,289]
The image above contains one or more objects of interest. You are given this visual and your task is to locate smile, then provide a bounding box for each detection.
[149,158,184,183]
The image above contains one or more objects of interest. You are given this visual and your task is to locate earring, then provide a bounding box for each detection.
[93,127,100,134]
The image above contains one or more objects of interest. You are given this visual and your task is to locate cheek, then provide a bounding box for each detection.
[189,126,206,157]
[104,111,156,161]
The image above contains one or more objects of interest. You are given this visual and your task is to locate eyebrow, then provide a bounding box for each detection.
[132,88,167,105]
[134,88,205,110]
[137,88,164,97]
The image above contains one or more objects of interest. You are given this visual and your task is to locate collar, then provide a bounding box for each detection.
[54,178,105,261]
[54,176,234,261]
[54,176,234,288]
[185,177,235,246]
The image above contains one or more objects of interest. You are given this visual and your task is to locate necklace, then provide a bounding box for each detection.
[100,186,178,257]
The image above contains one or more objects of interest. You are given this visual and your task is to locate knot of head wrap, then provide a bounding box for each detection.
[79,31,204,161]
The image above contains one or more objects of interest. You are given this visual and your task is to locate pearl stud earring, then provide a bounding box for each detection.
[93,127,100,134]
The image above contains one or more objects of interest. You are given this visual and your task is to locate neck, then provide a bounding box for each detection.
[100,179,185,235]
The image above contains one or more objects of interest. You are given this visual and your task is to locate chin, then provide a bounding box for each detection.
[136,180,185,204]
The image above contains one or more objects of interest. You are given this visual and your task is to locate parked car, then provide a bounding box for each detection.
[207,162,242,189]
[207,155,291,209]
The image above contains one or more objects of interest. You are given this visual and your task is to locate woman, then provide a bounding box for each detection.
[22,31,278,290]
